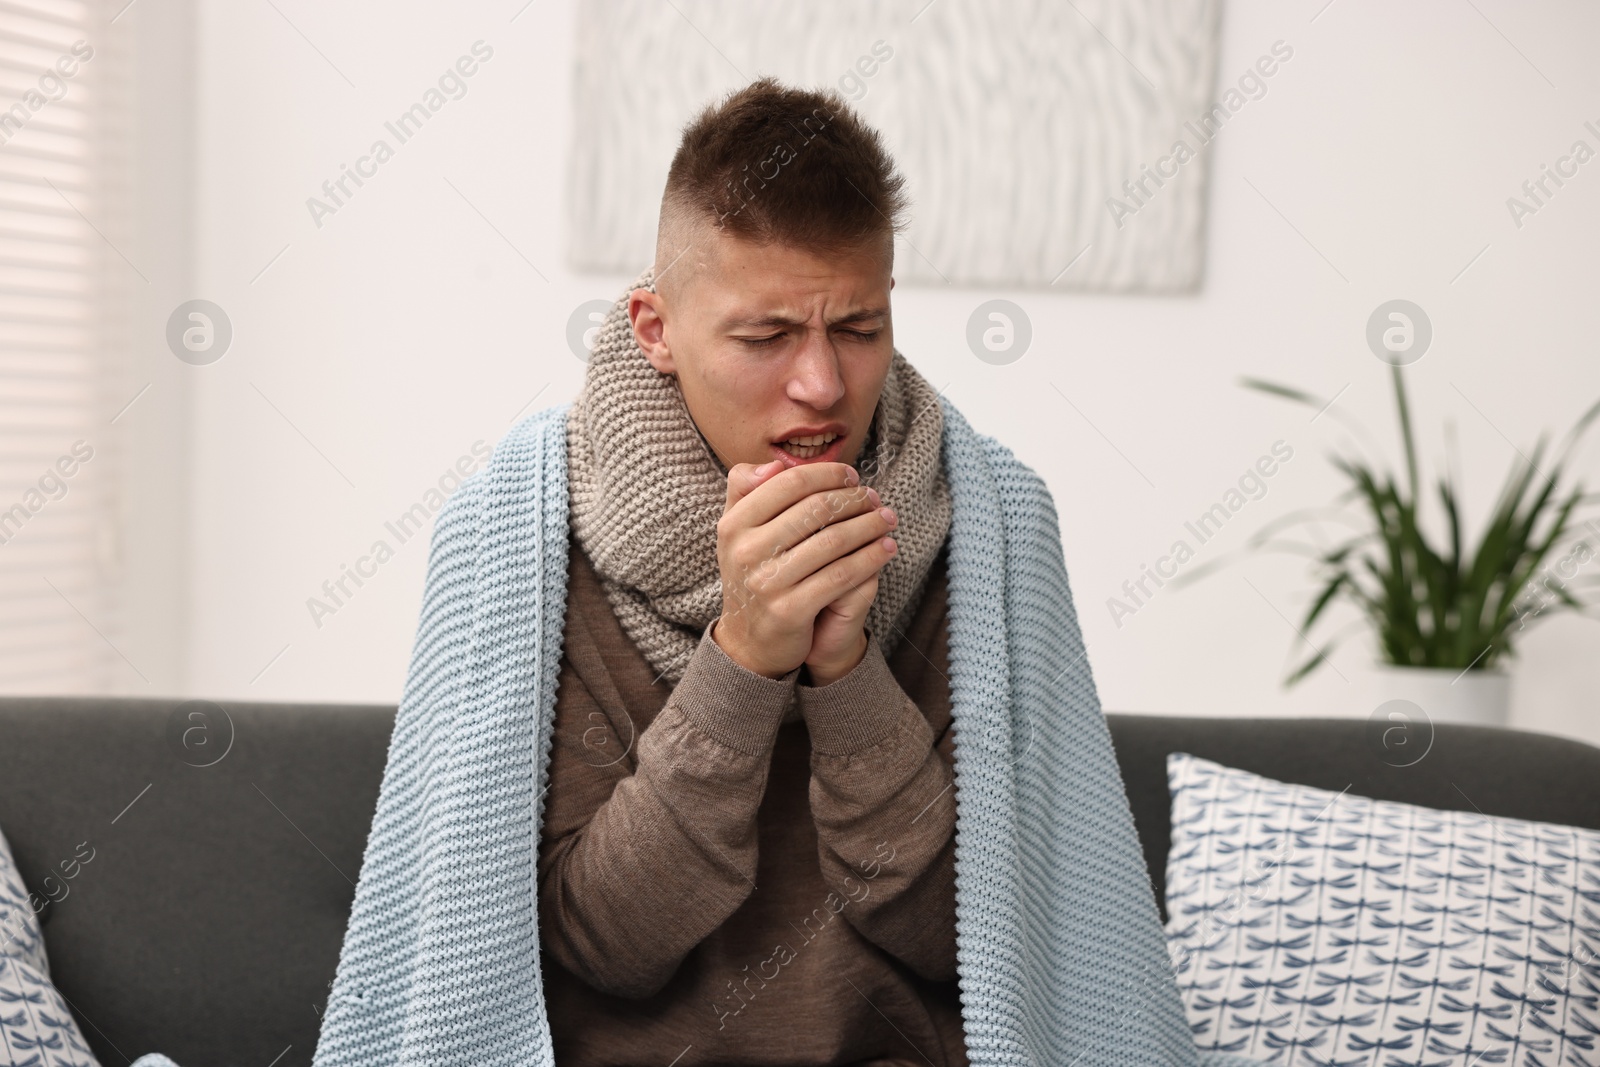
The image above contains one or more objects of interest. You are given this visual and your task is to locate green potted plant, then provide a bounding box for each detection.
[1201,365,1600,725]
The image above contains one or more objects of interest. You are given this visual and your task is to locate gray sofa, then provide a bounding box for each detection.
[2,696,1597,1067]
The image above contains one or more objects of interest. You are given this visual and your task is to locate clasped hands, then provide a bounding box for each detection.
[711,459,900,688]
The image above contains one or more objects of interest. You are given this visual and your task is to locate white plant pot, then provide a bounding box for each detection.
[1367,665,1511,728]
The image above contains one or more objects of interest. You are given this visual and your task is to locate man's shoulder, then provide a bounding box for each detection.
[938,396,1053,508]
[506,400,575,454]
[430,400,575,538]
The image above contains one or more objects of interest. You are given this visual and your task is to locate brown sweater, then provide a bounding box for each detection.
[538,533,968,1067]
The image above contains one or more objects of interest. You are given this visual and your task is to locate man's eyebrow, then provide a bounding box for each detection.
[723,306,890,330]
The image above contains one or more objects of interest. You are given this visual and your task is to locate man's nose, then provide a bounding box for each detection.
[786,330,847,408]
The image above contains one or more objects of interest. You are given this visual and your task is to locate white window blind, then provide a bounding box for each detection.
[0,0,130,692]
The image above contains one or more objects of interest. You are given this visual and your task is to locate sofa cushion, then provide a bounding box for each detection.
[1103,714,1600,920]
[1,822,99,1066]
[1,823,54,978]
[1163,752,1600,1066]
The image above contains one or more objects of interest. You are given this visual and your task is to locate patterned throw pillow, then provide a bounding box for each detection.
[0,825,100,1067]
[1163,753,1600,1067]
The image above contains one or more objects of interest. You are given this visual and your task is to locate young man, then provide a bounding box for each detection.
[307,72,1237,1067]
[541,77,966,1062]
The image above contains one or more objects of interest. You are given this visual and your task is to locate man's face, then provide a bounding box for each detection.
[629,227,894,474]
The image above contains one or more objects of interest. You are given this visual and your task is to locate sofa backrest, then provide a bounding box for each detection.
[1,697,393,1067]
[1,696,1596,1067]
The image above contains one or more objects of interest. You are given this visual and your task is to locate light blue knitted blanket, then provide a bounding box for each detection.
[129,398,1257,1067]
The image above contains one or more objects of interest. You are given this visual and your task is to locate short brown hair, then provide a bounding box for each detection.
[654,76,910,294]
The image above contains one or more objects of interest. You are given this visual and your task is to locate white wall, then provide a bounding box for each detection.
[115,0,198,697]
[158,0,1599,746]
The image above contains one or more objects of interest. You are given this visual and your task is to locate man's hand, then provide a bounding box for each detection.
[712,459,900,681]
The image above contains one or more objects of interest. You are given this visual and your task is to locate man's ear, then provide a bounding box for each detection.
[629,288,676,375]
[624,289,675,377]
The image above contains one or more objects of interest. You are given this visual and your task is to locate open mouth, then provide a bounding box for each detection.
[774,432,843,463]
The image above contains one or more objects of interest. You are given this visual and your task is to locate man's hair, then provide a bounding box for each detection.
[654,76,910,298]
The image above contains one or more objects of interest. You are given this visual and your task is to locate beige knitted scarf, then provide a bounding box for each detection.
[566,265,952,687]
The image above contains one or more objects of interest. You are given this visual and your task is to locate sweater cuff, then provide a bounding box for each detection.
[671,618,800,756]
[796,629,920,756]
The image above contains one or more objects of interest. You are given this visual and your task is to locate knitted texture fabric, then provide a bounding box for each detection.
[566,266,952,685]
[129,395,1263,1067]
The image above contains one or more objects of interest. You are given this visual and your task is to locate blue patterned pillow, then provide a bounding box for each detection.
[0,825,100,1067]
[1164,753,1600,1067]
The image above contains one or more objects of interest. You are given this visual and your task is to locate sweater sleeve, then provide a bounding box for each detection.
[797,627,959,982]
[537,617,799,999]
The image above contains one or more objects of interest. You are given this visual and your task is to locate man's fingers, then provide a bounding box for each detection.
[726,461,859,528]
[789,534,896,620]
[772,503,892,579]
[724,459,786,512]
